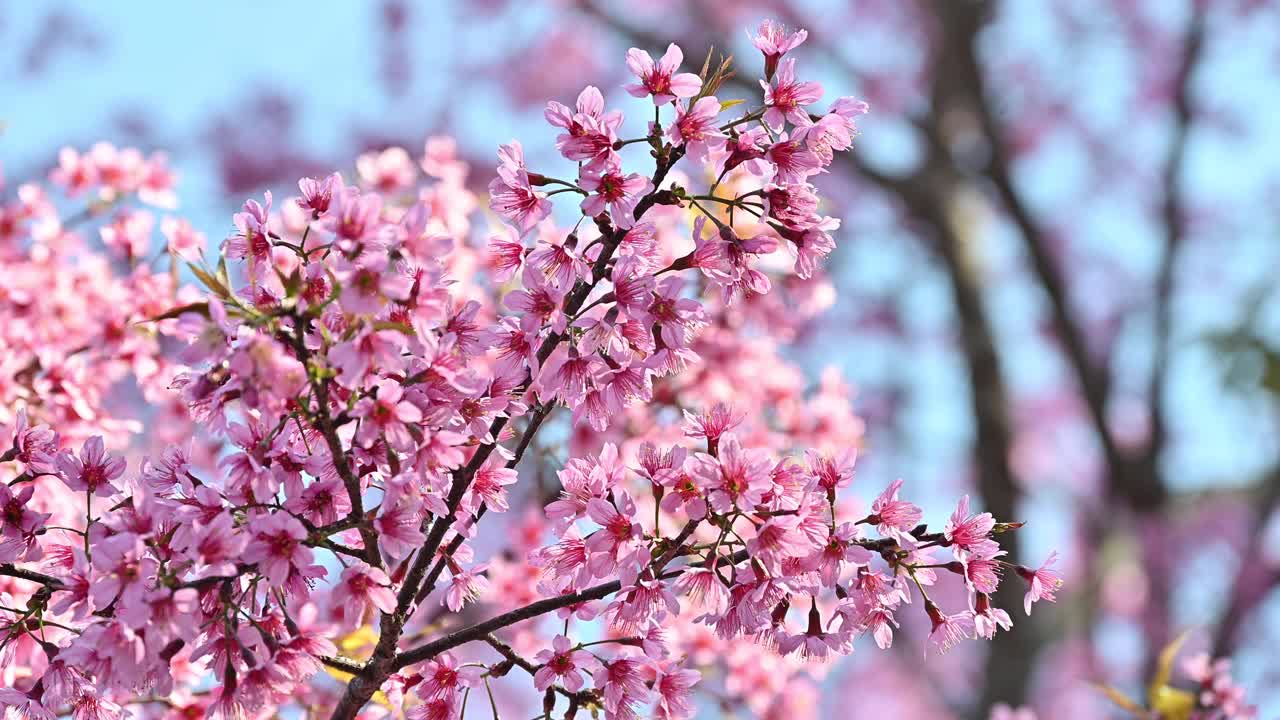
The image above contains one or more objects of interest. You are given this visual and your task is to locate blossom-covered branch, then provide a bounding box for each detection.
[1,19,1057,720]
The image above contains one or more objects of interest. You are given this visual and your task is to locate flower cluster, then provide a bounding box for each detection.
[1,20,1050,720]
[1092,633,1259,720]
[1181,653,1259,719]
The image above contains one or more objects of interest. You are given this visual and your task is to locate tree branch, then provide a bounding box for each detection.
[0,563,65,589]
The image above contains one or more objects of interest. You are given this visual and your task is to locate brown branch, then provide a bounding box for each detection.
[1135,6,1207,677]
[1143,5,1206,501]
[395,525,722,670]
[0,563,65,589]
[940,0,1132,503]
[1211,463,1280,657]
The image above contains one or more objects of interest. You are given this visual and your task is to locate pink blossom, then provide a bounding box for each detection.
[337,252,412,316]
[160,217,206,261]
[579,163,652,226]
[585,493,643,576]
[667,96,726,164]
[545,85,623,167]
[594,656,654,715]
[1016,552,1063,615]
[99,209,153,261]
[761,58,824,131]
[682,402,744,447]
[533,635,596,692]
[486,223,525,282]
[692,434,773,514]
[652,663,700,719]
[778,214,840,279]
[925,602,974,655]
[526,232,590,288]
[50,146,99,195]
[870,479,922,537]
[406,696,457,720]
[296,172,342,217]
[0,483,48,563]
[324,187,383,248]
[972,593,1013,640]
[488,141,551,233]
[765,136,823,184]
[944,494,998,556]
[91,533,158,626]
[751,19,808,80]
[224,191,273,278]
[444,563,490,611]
[471,462,519,512]
[55,436,126,497]
[352,379,423,450]
[243,513,316,585]
[416,653,483,700]
[10,410,58,472]
[356,146,416,192]
[625,44,702,106]
[333,562,396,620]
[989,704,1037,720]
[507,269,568,335]
[806,447,858,495]
[374,489,428,561]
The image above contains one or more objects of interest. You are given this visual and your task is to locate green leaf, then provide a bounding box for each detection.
[145,302,210,323]
[371,321,414,336]
[1094,683,1145,715]
[188,263,228,299]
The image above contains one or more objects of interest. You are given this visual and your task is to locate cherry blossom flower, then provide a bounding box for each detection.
[224,191,273,278]
[692,434,773,514]
[416,653,483,700]
[99,209,153,260]
[352,378,423,450]
[625,43,702,106]
[486,223,525,282]
[470,462,519,512]
[989,704,1038,720]
[325,187,383,249]
[296,172,341,217]
[243,513,318,585]
[0,483,48,562]
[869,479,922,538]
[925,601,974,656]
[333,563,397,620]
[761,58,824,131]
[751,19,808,80]
[667,96,727,164]
[534,635,596,692]
[972,593,1013,640]
[545,85,623,168]
[488,141,551,233]
[55,436,126,497]
[160,217,206,261]
[337,252,412,316]
[444,563,491,611]
[356,146,416,192]
[652,663,700,719]
[1016,552,1063,615]
[580,163,652,226]
[944,494,998,556]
